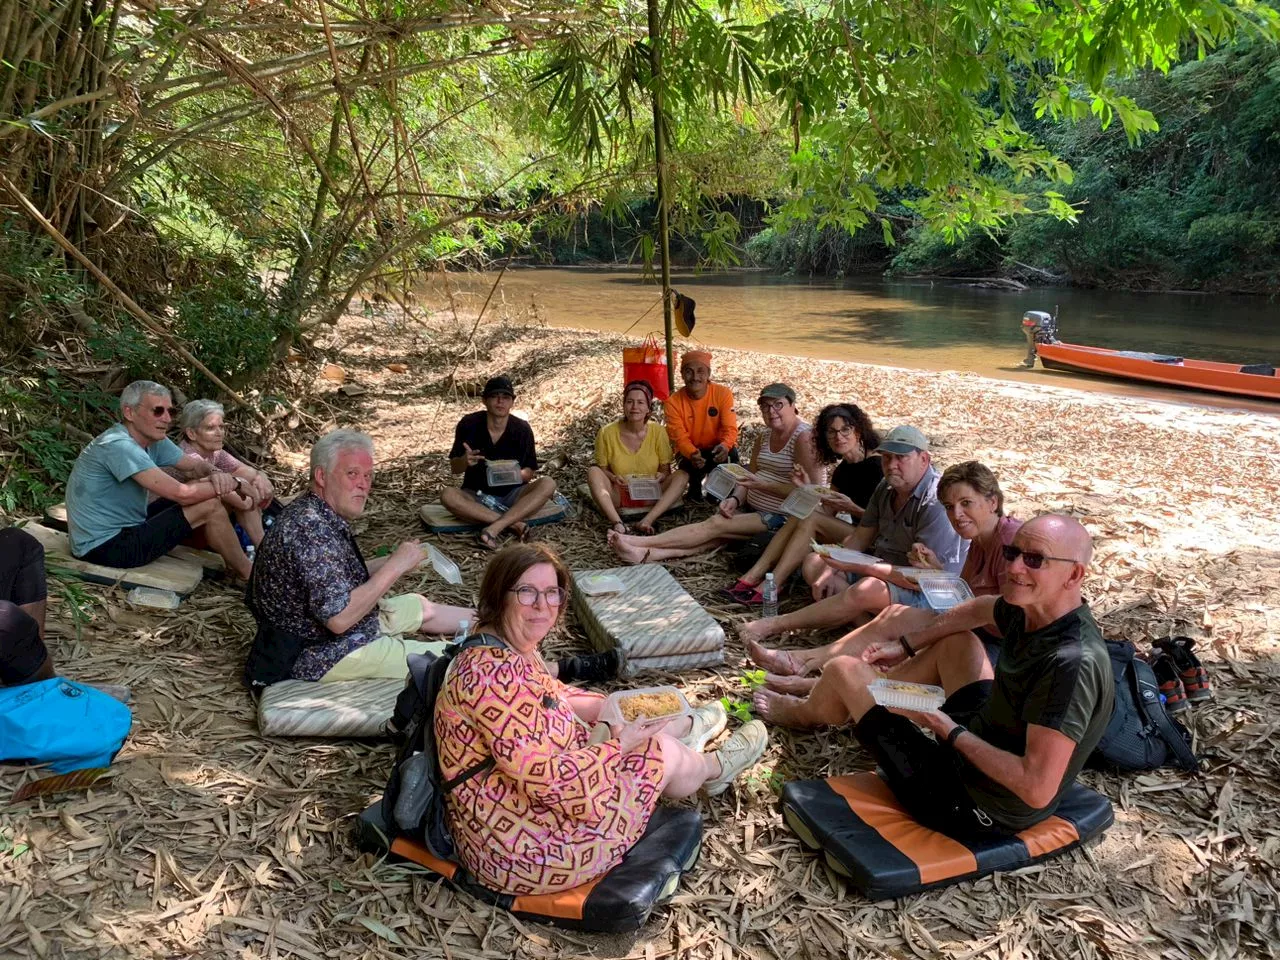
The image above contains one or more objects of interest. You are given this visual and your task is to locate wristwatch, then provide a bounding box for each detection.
[946,725,967,748]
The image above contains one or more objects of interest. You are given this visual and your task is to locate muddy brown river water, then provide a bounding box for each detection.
[422,267,1280,413]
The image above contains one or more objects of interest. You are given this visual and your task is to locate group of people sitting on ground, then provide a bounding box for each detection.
[11,361,1119,900]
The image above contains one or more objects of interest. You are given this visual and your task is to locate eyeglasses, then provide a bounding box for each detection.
[150,405,178,417]
[509,585,567,607]
[758,399,786,412]
[826,425,855,439]
[1001,544,1079,569]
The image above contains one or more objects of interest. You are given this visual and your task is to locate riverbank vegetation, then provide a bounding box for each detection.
[2,0,1277,508]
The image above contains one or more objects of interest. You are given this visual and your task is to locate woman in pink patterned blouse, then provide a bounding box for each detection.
[175,400,274,546]
[435,544,768,895]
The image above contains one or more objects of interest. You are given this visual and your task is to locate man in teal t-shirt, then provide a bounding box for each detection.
[65,380,254,580]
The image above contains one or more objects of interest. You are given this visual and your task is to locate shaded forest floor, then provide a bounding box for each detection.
[3,303,1279,959]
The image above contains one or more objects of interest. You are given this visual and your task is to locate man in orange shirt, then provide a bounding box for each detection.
[663,350,739,500]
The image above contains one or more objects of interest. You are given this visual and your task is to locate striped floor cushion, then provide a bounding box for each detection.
[355,800,702,932]
[418,495,568,534]
[571,564,724,674]
[257,679,402,737]
[782,772,1114,900]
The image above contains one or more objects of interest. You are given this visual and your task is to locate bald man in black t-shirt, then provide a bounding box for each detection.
[755,514,1113,837]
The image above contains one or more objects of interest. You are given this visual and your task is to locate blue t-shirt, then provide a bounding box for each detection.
[66,423,184,555]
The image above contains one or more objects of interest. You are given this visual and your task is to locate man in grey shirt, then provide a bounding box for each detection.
[739,425,966,646]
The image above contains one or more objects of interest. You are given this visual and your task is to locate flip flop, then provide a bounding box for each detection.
[514,522,532,542]
[475,529,501,551]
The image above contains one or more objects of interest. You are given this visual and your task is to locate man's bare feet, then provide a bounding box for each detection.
[607,530,650,565]
[764,673,817,695]
[743,636,806,676]
[752,688,819,728]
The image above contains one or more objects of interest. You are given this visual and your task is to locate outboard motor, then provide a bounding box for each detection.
[1020,309,1058,367]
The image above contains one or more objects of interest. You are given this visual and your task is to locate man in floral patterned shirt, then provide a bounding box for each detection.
[247,430,473,685]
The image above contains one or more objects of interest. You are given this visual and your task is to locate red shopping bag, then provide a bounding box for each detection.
[622,334,670,401]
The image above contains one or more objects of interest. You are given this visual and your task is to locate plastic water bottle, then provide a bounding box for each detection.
[454,618,471,644]
[476,492,505,513]
[761,573,778,619]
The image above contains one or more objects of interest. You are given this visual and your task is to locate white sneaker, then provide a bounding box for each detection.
[680,701,728,752]
[703,720,769,796]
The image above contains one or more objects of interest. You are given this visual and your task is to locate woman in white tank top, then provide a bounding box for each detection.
[607,383,822,577]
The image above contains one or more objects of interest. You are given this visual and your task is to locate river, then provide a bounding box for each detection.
[421,267,1280,413]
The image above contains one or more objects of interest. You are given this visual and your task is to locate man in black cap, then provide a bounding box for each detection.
[441,376,557,549]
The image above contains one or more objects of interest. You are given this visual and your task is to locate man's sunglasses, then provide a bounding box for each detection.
[1001,544,1079,569]
[151,405,178,417]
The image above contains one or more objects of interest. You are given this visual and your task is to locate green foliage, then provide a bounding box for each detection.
[720,696,754,723]
[173,266,293,395]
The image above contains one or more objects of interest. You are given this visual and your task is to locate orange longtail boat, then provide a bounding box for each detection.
[1020,311,1280,402]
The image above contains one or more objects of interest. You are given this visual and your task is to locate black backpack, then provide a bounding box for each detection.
[381,634,504,861]
[1090,640,1199,773]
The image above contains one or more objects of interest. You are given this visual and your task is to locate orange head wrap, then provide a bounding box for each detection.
[681,350,712,369]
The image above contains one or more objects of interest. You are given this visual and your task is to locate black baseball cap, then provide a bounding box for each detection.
[482,375,515,398]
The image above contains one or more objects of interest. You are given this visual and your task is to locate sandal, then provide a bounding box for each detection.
[720,579,762,605]
[512,521,531,542]
[475,529,501,551]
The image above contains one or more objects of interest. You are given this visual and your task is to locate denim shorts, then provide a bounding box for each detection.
[887,581,931,609]
[756,510,788,532]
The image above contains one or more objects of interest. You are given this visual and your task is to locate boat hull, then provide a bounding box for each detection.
[1037,342,1280,401]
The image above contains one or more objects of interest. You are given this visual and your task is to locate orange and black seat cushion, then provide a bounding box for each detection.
[781,772,1113,900]
[354,801,702,933]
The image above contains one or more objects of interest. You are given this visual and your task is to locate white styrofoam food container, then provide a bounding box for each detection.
[869,679,946,712]
[575,572,626,597]
[599,685,692,727]
[917,575,975,611]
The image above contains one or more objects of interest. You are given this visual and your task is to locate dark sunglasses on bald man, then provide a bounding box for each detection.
[150,405,178,417]
[1001,544,1079,569]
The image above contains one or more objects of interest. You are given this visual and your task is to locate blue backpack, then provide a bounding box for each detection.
[0,679,132,773]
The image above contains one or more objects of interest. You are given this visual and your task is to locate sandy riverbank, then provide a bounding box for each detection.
[2,307,1277,959]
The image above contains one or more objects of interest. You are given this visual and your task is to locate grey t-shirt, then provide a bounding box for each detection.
[964,599,1115,830]
[858,465,967,570]
[66,424,184,555]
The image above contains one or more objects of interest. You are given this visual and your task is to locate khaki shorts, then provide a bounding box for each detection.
[320,594,446,682]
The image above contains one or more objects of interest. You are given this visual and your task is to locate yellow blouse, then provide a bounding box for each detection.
[594,421,673,476]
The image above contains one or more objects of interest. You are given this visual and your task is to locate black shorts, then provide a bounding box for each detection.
[80,498,193,569]
[852,680,1007,839]
[0,528,47,605]
[0,600,48,685]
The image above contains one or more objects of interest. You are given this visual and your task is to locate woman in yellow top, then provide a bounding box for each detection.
[587,381,690,536]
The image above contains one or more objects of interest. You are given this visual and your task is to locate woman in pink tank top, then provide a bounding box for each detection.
[607,383,822,566]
